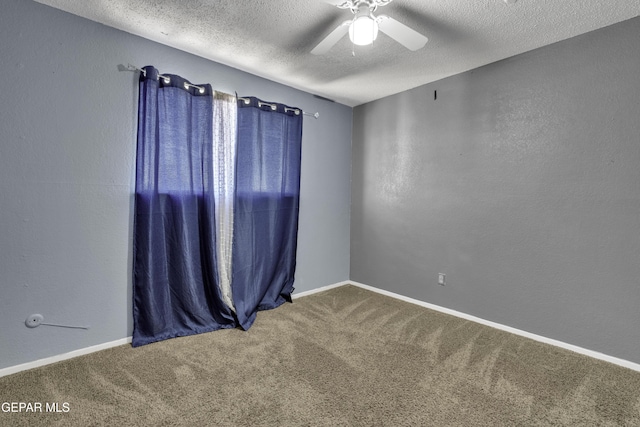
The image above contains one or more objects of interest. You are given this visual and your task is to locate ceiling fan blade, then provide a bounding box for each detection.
[318,0,352,7]
[311,20,351,55]
[377,15,428,51]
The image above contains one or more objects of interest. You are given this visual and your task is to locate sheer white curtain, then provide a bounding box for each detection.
[213,92,237,312]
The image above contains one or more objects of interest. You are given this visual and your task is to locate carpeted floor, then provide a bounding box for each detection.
[1,284,639,426]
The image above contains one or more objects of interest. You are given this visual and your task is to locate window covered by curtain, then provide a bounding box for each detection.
[132,66,236,346]
[232,97,303,330]
[132,67,303,345]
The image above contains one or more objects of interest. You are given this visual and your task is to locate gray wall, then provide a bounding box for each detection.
[0,0,352,370]
[351,17,640,364]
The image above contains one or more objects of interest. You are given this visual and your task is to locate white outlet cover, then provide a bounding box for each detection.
[25,314,44,328]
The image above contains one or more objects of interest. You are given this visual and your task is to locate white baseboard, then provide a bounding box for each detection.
[4,279,638,377]
[347,281,640,373]
[0,282,345,378]
[0,282,343,377]
[0,337,132,378]
[292,280,351,299]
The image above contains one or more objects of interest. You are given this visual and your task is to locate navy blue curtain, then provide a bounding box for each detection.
[132,66,235,347]
[232,97,303,330]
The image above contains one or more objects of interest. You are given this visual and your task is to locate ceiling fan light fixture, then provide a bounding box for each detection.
[349,11,378,46]
[311,0,428,55]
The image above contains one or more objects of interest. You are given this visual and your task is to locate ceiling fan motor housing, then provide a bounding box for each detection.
[351,0,376,13]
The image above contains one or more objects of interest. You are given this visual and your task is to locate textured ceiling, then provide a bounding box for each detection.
[35,0,640,106]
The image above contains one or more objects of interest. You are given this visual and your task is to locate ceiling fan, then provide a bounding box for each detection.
[311,0,428,55]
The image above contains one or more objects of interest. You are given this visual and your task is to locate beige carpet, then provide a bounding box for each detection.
[1,284,639,426]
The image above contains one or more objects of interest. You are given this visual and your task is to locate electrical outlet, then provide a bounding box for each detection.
[438,273,446,286]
